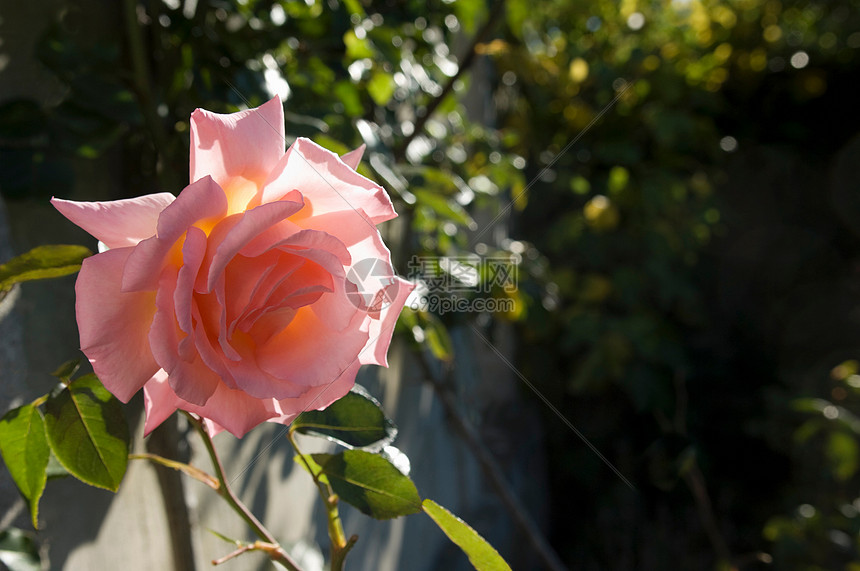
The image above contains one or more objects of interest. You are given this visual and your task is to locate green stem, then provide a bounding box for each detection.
[331,534,359,571]
[325,495,348,552]
[287,429,356,570]
[185,413,304,571]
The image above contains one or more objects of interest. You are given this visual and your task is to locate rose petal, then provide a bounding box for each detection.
[204,197,304,292]
[341,222,398,306]
[272,358,362,423]
[224,250,301,335]
[254,305,369,392]
[149,267,222,406]
[123,176,228,292]
[240,259,332,335]
[212,275,242,362]
[190,299,240,391]
[184,383,281,438]
[346,223,394,268]
[202,419,226,437]
[276,246,355,332]
[190,96,285,210]
[291,209,377,251]
[144,371,279,438]
[239,227,356,332]
[340,144,366,170]
[174,226,208,336]
[52,193,175,249]
[258,138,396,224]
[243,306,301,344]
[142,370,180,436]
[213,329,309,400]
[359,276,415,366]
[243,227,351,266]
[76,248,160,402]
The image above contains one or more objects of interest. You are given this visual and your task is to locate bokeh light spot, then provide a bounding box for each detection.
[790,51,809,68]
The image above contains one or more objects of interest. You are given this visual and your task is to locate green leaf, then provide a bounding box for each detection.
[311,450,421,519]
[50,358,81,383]
[413,189,475,229]
[792,398,860,434]
[292,385,397,450]
[43,374,129,491]
[367,71,396,106]
[207,528,242,546]
[505,0,529,39]
[570,175,591,195]
[333,81,365,117]
[422,499,512,571]
[343,30,375,60]
[0,245,92,292]
[0,528,41,571]
[827,431,859,481]
[454,0,486,33]
[341,0,366,18]
[421,311,455,362]
[0,405,50,528]
[608,166,630,194]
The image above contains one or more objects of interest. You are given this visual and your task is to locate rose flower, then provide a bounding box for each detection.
[52,97,413,437]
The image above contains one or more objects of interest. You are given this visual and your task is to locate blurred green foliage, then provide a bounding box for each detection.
[2,0,860,568]
[495,0,860,568]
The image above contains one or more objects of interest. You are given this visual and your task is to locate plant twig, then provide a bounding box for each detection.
[212,540,290,566]
[212,543,254,566]
[129,452,219,490]
[185,413,304,571]
[394,0,507,161]
[415,349,569,571]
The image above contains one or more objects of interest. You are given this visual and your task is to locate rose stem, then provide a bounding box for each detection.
[287,428,357,571]
[184,412,304,571]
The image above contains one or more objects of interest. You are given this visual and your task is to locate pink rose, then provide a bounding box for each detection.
[51,97,413,437]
